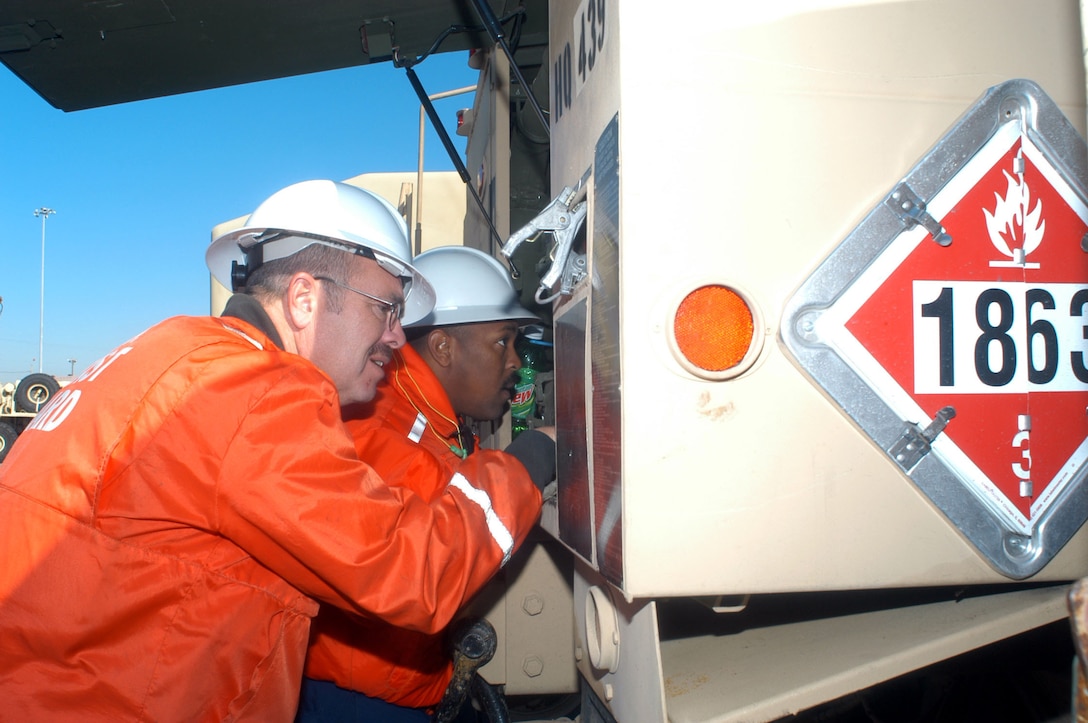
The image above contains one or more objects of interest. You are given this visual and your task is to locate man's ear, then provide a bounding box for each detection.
[426,328,454,368]
[284,273,319,330]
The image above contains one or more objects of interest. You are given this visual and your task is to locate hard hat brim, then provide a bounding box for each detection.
[408,303,540,328]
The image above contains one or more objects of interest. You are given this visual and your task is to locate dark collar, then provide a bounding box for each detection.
[447,421,476,456]
[221,294,286,350]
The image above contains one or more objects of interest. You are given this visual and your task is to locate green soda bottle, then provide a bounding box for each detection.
[510,367,537,437]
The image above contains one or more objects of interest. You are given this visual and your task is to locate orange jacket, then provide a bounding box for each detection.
[0,312,542,722]
[304,344,539,708]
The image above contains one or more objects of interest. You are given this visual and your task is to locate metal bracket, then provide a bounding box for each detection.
[888,406,956,472]
[885,183,952,246]
[360,18,395,63]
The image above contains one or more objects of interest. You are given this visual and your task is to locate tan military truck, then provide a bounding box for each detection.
[448,0,1088,720]
[0,373,61,462]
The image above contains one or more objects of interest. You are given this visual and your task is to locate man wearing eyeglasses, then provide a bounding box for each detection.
[297,245,556,722]
[309,273,411,405]
[0,180,549,722]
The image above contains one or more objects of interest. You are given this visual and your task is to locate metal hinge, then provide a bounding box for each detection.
[888,406,956,471]
[885,183,952,246]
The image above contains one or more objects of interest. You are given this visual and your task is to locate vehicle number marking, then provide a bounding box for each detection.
[553,0,606,122]
[914,280,1088,393]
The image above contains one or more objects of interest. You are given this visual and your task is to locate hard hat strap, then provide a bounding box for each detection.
[238,230,412,292]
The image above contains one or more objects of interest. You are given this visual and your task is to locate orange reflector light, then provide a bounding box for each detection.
[673,285,755,372]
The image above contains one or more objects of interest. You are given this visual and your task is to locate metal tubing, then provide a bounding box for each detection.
[467,0,549,137]
[403,65,504,250]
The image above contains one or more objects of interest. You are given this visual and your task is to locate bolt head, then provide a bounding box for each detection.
[522,594,545,616]
[522,655,544,678]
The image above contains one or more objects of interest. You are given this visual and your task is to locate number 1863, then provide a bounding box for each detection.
[913,280,1088,393]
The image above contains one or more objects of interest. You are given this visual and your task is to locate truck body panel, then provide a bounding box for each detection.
[464,0,1088,718]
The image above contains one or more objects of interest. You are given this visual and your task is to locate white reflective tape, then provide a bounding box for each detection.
[221,322,265,350]
[449,472,514,566]
[408,412,427,444]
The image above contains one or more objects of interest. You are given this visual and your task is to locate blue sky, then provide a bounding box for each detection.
[0,52,478,380]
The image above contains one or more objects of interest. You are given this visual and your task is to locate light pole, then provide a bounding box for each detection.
[34,207,55,374]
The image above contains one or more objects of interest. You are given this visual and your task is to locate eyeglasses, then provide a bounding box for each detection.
[313,276,404,331]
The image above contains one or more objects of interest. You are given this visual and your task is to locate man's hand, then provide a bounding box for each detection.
[504,429,556,491]
[532,425,556,442]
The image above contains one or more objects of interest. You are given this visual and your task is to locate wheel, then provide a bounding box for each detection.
[0,421,19,462]
[15,373,60,413]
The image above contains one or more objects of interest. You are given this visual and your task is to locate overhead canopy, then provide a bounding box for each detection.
[0,0,542,112]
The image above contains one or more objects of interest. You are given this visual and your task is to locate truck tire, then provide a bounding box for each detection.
[0,421,18,462]
[15,373,60,413]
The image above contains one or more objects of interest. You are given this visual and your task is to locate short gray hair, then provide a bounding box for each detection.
[243,243,347,312]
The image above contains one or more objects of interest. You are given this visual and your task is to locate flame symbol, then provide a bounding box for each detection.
[985,153,1044,268]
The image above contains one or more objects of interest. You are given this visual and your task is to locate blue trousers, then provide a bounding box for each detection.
[295,677,431,723]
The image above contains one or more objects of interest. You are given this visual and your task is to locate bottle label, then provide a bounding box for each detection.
[510,368,537,419]
[511,387,533,408]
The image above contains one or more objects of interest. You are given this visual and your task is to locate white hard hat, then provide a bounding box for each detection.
[409,246,540,327]
[206,180,436,325]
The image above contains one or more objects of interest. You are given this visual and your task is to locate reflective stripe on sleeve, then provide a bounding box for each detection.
[408,412,427,444]
[448,473,514,566]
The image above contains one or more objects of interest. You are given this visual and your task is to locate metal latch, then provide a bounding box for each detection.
[888,406,956,471]
[502,186,588,303]
[885,183,952,247]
